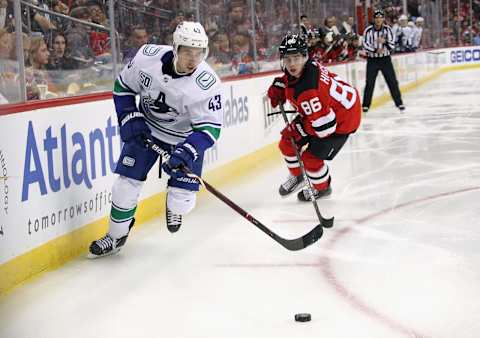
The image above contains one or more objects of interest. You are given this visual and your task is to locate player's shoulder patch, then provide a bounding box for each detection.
[195,70,217,90]
[142,44,162,57]
[139,70,152,89]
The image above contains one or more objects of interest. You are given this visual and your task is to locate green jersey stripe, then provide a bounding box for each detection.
[114,79,136,94]
[193,126,221,140]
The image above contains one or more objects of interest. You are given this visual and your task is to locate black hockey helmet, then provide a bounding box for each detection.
[373,9,385,18]
[279,33,308,58]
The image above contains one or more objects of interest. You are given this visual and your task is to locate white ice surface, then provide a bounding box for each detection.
[1,68,480,338]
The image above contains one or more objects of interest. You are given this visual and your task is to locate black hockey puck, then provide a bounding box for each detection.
[294,313,311,322]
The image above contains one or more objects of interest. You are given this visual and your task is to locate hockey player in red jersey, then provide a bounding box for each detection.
[267,33,361,201]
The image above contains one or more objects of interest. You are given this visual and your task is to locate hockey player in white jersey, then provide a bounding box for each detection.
[89,21,225,258]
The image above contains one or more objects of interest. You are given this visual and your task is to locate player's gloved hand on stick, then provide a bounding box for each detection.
[119,111,151,142]
[162,142,198,179]
[281,116,307,143]
[267,77,286,108]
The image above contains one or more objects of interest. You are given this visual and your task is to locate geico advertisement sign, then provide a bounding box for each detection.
[450,48,480,63]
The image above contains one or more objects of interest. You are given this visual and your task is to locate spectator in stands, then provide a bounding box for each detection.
[0,0,7,29]
[226,2,251,42]
[46,32,79,70]
[51,0,71,32]
[185,11,195,21]
[86,1,111,59]
[300,14,312,37]
[66,6,95,66]
[461,20,474,44]
[0,27,11,60]
[323,16,340,36]
[29,36,50,71]
[231,33,254,74]
[21,33,31,65]
[26,36,51,100]
[204,17,219,38]
[0,28,18,102]
[209,32,232,65]
[28,0,57,34]
[122,25,149,63]
[345,34,361,61]
[88,0,108,26]
[474,31,480,46]
[340,16,356,35]
[393,14,413,52]
[253,0,265,34]
[169,10,185,33]
[452,14,462,44]
[411,16,424,50]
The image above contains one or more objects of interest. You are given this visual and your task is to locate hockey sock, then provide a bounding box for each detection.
[109,203,137,238]
[108,176,144,238]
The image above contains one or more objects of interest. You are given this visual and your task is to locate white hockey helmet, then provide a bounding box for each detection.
[172,21,209,73]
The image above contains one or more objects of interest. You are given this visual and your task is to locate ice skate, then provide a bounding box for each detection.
[166,206,182,233]
[297,186,332,202]
[88,219,135,258]
[279,174,305,197]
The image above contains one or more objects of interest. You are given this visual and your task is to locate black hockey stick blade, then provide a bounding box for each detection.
[143,137,323,251]
[277,224,324,251]
[321,216,334,228]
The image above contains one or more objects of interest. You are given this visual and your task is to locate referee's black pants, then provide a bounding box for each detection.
[362,56,403,109]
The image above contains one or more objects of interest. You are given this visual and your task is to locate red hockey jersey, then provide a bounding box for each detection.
[282,60,361,137]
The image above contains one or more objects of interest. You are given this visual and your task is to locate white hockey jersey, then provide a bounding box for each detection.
[411,26,423,49]
[393,25,413,49]
[113,44,225,145]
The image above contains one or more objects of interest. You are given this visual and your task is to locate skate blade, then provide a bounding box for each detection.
[87,247,121,259]
[279,181,307,198]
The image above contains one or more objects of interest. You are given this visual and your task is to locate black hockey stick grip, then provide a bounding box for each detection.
[278,104,334,228]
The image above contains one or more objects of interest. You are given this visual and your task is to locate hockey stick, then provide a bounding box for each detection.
[267,109,297,117]
[143,137,324,251]
[279,103,334,229]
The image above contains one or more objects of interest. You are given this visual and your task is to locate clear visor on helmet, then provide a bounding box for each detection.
[174,45,208,74]
[177,45,207,63]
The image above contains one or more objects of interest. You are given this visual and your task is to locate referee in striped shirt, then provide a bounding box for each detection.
[362,9,405,113]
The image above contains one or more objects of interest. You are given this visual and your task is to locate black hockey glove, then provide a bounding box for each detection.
[162,142,198,179]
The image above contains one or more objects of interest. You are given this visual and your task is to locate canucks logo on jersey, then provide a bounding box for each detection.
[141,93,179,124]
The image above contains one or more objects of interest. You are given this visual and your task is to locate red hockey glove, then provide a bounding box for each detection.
[267,77,286,108]
[281,116,308,143]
